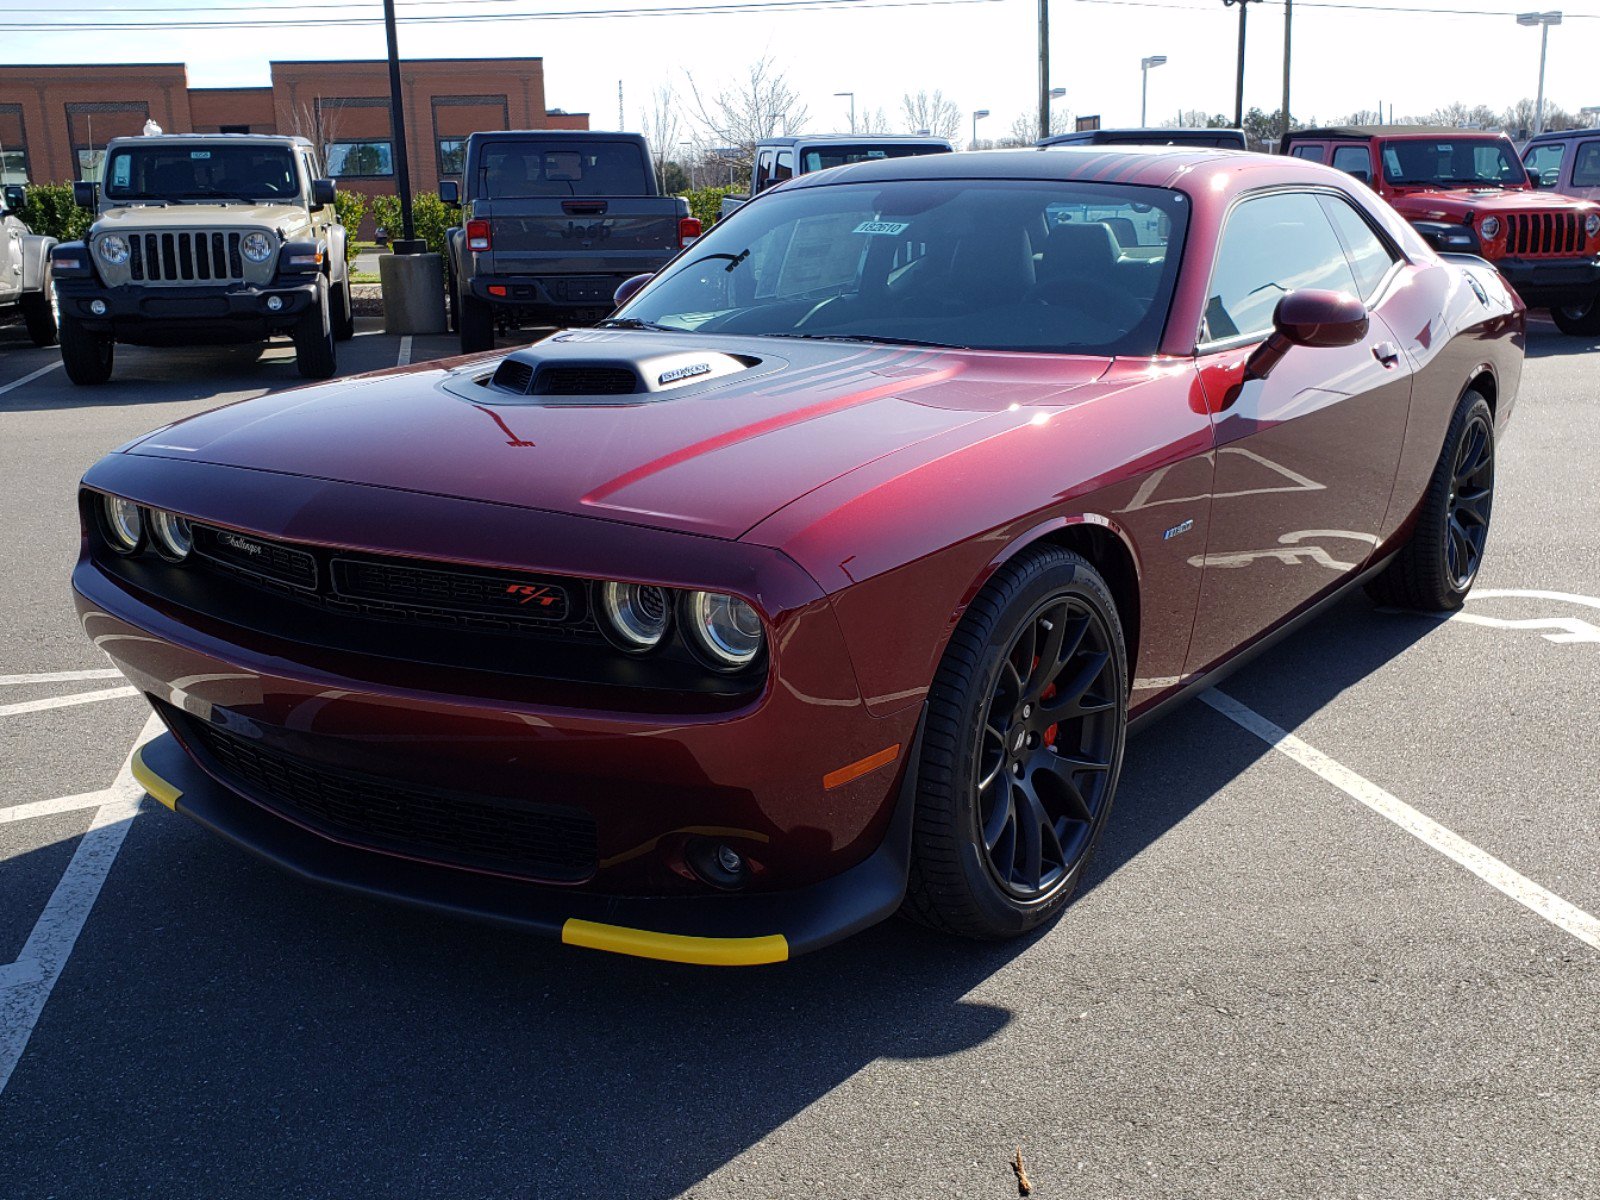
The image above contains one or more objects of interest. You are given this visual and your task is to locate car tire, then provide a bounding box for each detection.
[445,263,459,334]
[293,277,337,379]
[1550,298,1600,337]
[58,312,113,384]
[20,266,58,347]
[331,276,355,342]
[1365,389,1494,612]
[459,286,494,353]
[903,546,1128,941]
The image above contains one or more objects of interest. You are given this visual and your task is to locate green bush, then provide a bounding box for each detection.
[19,183,92,243]
[371,191,453,259]
[678,186,740,227]
[331,189,367,262]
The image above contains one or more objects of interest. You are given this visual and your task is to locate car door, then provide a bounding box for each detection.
[1568,139,1600,203]
[1,212,23,302]
[1184,188,1413,676]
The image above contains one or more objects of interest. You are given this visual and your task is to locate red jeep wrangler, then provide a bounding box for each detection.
[1283,125,1600,336]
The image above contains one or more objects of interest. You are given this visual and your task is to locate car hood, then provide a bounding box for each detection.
[1388,187,1600,221]
[121,331,1112,541]
[92,202,309,233]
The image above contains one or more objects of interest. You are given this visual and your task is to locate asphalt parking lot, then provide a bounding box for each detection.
[1,313,1597,1199]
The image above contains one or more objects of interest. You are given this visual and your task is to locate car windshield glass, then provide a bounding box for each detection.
[103,145,298,200]
[799,144,949,172]
[1381,139,1527,187]
[614,179,1190,356]
[478,140,650,197]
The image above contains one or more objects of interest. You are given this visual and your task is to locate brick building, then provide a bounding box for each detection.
[0,57,591,204]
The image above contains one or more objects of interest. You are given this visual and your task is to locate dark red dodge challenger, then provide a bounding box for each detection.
[76,148,1522,965]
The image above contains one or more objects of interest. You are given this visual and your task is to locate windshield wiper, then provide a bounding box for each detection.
[761,332,968,349]
[594,317,681,332]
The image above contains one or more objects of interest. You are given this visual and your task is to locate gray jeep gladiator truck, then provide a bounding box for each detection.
[50,133,352,384]
[442,130,697,352]
[1,184,58,347]
[716,133,955,221]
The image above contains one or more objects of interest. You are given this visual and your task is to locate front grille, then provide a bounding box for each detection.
[178,710,599,882]
[193,524,317,589]
[332,558,573,624]
[125,230,250,283]
[533,365,639,395]
[1503,212,1586,257]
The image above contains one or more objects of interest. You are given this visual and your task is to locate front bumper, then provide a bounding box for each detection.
[130,721,916,966]
[54,276,320,344]
[1491,255,1600,308]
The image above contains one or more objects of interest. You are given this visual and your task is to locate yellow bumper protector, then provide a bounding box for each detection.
[561,919,788,966]
[130,745,183,810]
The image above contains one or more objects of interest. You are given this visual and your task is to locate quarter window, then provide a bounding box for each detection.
[1321,196,1398,300]
[1331,145,1371,180]
[1203,191,1359,344]
[1573,141,1600,188]
[1289,144,1326,163]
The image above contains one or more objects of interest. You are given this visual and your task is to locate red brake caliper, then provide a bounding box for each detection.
[1031,654,1059,748]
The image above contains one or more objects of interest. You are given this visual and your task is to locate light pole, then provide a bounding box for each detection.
[1037,0,1051,149]
[1280,0,1293,142]
[1048,86,1065,137]
[1139,56,1166,126]
[1516,11,1562,137]
[381,0,421,253]
[971,109,990,150]
[834,92,855,133]
[679,140,695,190]
[1221,0,1260,130]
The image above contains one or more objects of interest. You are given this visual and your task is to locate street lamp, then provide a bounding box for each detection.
[834,91,856,134]
[1221,0,1261,130]
[1139,56,1167,127]
[1516,11,1562,137]
[1582,105,1600,128]
[971,109,990,150]
[1047,87,1066,138]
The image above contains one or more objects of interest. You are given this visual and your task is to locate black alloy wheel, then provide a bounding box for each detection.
[976,596,1120,899]
[905,546,1128,940]
[1445,409,1494,590]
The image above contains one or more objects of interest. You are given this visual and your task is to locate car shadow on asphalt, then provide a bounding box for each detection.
[1523,323,1599,358]
[0,597,1445,1196]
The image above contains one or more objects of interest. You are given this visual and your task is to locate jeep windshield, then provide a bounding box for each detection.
[1381,139,1529,188]
[103,145,299,201]
[613,179,1189,356]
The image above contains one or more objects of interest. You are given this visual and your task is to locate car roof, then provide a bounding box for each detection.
[1288,125,1510,141]
[1524,128,1600,143]
[1040,128,1247,146]
[467,129,646,141]
[106,133,312,148]
[759,134,953,146]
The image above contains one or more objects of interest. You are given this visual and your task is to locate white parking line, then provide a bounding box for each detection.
[0,669,125,687]
[397,335,413,367]
[1201,688,1600,953]
[0,362,61,399]
[0,687,140,718]
[0,712,162,1095]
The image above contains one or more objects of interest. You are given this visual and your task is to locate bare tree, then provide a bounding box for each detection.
[857,107,894,136]
[1002,106,1072,146]
[284,94,343,158]
[901,89,962,141]
[1166,109,1232,129]
[640,83,683,192]
[1417,101,1501,129]
[1501,97,1581,136]
[685,57,809,174]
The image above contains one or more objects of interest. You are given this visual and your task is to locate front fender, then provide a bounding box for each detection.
[21,233,58,291]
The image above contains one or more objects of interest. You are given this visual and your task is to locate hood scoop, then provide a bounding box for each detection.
[483,341,760,405]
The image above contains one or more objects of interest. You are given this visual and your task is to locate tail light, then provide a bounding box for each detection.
[466,219,491,253]
[678,216,702,248]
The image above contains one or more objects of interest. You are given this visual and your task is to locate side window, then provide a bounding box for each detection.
[1202,191,1359,344]
[1522,141,1565,187]
[1290,143,1326,163]
[773,150,795,183]
[1331,145,1371,181]
[754,150,774,192]
[1572,141,1600,188]
[1321,195,1399,301]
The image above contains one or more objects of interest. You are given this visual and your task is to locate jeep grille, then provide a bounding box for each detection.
[127,231,250,283]
[1503,212,1586,258]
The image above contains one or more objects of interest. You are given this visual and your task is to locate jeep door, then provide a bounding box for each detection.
[1185,188,1413,674]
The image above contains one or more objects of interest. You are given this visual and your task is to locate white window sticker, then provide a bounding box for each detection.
[111,156,131,187]
[191,151,211,160]
[852,220,910,236]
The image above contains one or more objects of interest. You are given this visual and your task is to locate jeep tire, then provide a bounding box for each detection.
[1550,297,1600,338]
[59,312,113,384]
[459,285,494,354]
[331,277,355,342]
[293,276,337,379]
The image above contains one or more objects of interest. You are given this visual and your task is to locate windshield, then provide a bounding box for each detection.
[799,143,950,173]
[478,140,650,197]
[104,144,299,201]
[613,179,1189,356]
[1381,138,1528,188]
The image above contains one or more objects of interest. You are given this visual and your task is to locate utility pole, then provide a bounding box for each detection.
[1038,0,1051,144]
[1222,0,1258,130]
[382,0,420,252]
[1280,0,1292,142]
[618,80,624,131]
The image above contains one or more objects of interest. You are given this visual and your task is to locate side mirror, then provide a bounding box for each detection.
[613,272,653,308]
[438,179,460,206]
[1245,290,1369,382]
[1,184,23,212]
[311,178,337,209]
[73,180,99,211]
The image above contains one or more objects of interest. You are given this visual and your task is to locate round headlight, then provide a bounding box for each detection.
[1479,216,1501,240]
[598,581,672,651]
[149,509,193,560]
[102,495,143,553]
[98,235,130,265]
[683,591,764,670]
[240,232,274,263]
[1587,214,1600,238]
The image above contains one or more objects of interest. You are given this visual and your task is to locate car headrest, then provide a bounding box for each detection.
[1039,221,1120,281]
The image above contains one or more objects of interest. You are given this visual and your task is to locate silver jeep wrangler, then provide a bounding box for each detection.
[50,133,352,384]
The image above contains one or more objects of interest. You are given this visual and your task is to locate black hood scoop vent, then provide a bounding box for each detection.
[475,339,761,405]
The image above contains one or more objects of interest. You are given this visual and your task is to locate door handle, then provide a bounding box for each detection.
[1373,341,1401,368]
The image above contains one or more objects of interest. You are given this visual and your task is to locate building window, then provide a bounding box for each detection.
[0,103,27,184]
[438,138,466,177]
[325,139,394,178]
[220,124,251,135]
[66,101,150,181]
